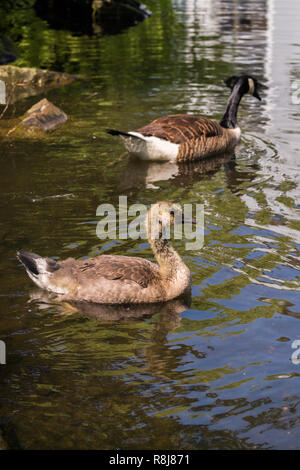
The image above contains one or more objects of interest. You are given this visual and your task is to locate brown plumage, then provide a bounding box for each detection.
[61,255,159,289]
[138,114,223,143]
[17,202,192,305]
[107,74,263,162]
[137,114,233,162]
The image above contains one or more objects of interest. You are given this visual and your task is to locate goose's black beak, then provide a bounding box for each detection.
[253,89,261,101]
[254,81,268,100]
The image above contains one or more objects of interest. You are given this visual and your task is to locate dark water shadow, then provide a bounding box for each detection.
[34,0,151,36]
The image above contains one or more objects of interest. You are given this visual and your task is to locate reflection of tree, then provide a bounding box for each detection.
[0,1,177,74]
[1,288,287,450]
[34,0,151,36]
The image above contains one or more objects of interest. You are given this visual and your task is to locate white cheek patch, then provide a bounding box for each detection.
[248,78,255,95]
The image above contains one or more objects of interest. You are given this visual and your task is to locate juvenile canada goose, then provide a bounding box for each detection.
[17,202,193,304]
[107,75,262,162]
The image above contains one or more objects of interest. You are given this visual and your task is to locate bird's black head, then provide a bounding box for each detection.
[224,74,264,100]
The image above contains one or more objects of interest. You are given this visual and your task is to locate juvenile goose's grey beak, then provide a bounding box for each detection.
[182,214,197,224]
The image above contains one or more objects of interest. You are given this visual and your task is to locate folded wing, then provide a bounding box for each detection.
[73,255,159,289]
[138,114,223,144]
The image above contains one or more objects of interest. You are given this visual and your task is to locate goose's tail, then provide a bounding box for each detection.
[17,250,61,289]
[107,129,146,140]
[107,129,131,138]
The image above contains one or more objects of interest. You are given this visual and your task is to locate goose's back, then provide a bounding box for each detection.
[138,114,223,144]
[137,114,238,162]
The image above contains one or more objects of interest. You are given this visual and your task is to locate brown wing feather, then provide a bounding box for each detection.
[138,114,223,144]
[64,255,159,289]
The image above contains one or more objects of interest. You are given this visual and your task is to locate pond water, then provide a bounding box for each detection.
[0,0,300,450]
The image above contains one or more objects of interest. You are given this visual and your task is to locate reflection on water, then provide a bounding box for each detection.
[29,289,191,323]
[0,0,300,450]
[119,151,236,190]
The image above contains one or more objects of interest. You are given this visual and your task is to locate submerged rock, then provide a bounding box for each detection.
[0,65,75,103]
[21,98,67,132]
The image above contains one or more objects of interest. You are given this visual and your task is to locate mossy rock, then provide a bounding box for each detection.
[3,98,68,138]
[0,65,75,103]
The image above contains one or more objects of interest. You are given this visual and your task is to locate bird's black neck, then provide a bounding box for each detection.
[219,85,244,129]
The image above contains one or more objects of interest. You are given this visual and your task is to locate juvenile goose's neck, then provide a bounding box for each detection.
[149,237,188,280]
[219,84,245,129]
[147,214,189,281]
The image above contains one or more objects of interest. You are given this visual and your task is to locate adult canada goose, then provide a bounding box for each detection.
[17,202,193,304]
[107,75,262,162]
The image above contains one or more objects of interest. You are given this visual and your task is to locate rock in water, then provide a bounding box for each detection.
[0,65,75,103]
[21,98,67,132]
